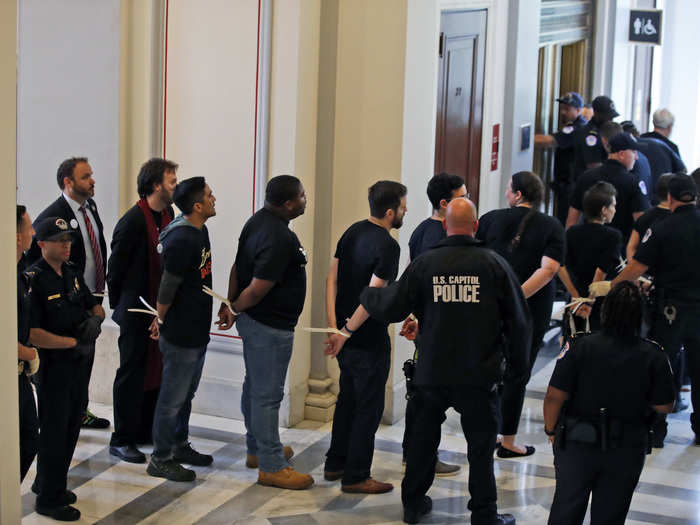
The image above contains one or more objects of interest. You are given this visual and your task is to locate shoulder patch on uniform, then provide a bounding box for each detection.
[642,228,652,243]
[639,181,648,195]
[585,135,598,147]
[156,243,163,254]
[562,125,574,134]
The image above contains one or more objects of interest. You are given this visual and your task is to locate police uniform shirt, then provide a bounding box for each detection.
[641,131,681,158]
[359,235,531,387]
[633,206,671,237]
[550,333,675,425]
[18,263,32,346]
[634,204,700,305]
[573,121,607,180]
[28,259,96,347]
[565,223,622,297]
[636,138,686,199]
[159,223,213,347]
[335,220,400,352]
[234,208,307,331]
[571,159,650,240]
[408,218,446,261]
[631,150,652,200]
[476,208,566,287]
[553,115,587,183]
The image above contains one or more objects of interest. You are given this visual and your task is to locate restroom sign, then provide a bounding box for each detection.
[629,9,662,45]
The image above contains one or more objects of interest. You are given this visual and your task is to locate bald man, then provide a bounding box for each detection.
[330,199,530,525]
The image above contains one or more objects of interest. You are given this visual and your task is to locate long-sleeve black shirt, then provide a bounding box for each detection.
[360,235,532,387]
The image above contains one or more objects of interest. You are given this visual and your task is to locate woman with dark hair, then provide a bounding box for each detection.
[477,171,566,457]
[558,181,621,332]
[544,282,675,525]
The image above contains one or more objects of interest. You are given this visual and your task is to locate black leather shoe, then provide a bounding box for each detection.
[35,504,81,521]
[30,485,76,505]
[110,445,147,463]
[403,496,432,524]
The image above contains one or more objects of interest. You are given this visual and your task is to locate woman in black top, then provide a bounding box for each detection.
[477,171,565,457]
[558,181,621,332]
[544,282,675,525]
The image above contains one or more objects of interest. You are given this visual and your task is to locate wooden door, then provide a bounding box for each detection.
[434,10,486,206]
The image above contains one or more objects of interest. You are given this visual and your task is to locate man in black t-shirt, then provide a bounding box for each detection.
[567,133,650,240]
[403,173,464,477]
[147,177,227,482]
[323,181,407,494]
[223,175,313,490]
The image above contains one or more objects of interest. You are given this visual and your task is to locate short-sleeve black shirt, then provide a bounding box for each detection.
[571,159,650,240]
[408,218,446,260]
[634,204,700,305]
[573,120,607,180]
[565,223,621,296]
[476,207,566,285]
[335,220,400,351]
[550,333,675,426]
[159,223,213,347]
[633,206,671,236]
[234,208,307,331]
[28,258,97,345]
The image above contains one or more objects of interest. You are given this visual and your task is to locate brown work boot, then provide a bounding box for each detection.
[341,478,393,494]
[258,467,314,490]
[246,446,294,469]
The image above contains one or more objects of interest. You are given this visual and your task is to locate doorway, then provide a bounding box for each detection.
[434,9,486,207]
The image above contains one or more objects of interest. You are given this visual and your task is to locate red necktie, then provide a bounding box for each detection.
[80,204,105,293]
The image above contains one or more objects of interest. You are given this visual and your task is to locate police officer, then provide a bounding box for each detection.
[534,92,588,225]
[17,205,40,482]
[567,133,650,241]
[545,282,675,525]
[327,199,531,525]
[572,96,620,181]
[591,175,700,447]
[27,217,105,521]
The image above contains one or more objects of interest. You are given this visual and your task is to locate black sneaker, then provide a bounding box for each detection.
[173,442,213,466]
[147,458,196,482]
[35,504,81,521]
[403,495,432,524]
[82,409,110,429]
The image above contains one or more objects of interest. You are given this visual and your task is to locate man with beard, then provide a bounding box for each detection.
[324,180,407,494]
[107,158,177,463]
[147,177,228,481]
[29,157,109,430]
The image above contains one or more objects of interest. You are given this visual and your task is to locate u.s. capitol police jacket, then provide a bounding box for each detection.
[360,235,532,387]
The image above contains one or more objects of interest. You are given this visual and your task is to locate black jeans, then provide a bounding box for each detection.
[402,385,499,525]
[325,347,391,485]
[35,352,91,507]
[548,442,645,525]
[500,284,554,435]
[19,373,39,482]
[649,304,700,438]
[111,319,159,446]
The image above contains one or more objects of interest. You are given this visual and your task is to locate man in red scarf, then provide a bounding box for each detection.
[107,158,177,463]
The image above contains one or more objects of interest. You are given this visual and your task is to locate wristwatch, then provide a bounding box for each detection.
[544,426,556,436]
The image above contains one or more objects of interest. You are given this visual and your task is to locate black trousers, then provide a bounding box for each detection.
[649,305,700,438]
[402,385,499,525]
[548,442,645,525]
[553,180,572,227]
[110,320,159,446]
[35,352,90,508]
[402,384,417,459]
[19,373,39,482]
[500,285,554,435]
[325,348,391,485]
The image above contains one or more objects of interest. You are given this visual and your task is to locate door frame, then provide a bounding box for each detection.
[439,0,507,213]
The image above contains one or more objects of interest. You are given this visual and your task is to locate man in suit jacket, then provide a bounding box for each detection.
[107,158,177,463]
[29,157,110,430]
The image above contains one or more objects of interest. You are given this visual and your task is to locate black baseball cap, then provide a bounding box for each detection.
[556,92,584,109]
[35,217,79,241]
[592,95,620,118]
[608,133,639,153]
[668,175,697,202]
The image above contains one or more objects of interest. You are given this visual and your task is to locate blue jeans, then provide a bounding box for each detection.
[152,336,207,461]
[237,313,294,473]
